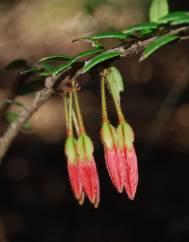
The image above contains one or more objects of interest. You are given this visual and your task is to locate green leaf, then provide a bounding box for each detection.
[0,98,25,107]
[122,22,159,35]
[5,59,28,70]
[18,80,44,96]
[40,62,55,70]
[83,50,121,73]
[39,54,72,62]
[168,15,189,25]
[158,11,189,24]
[107,66,124,103]
[53,48,103,76]
[21,67,40,75]
[71,48,103,62]
[52,61,73,76]
[140,34,178,61]
[90,31,128,40]
[39,71,53,77]
[21,63,56,76]
[39,62,56,75]
[149,0,169,22]
[5,111,32,130]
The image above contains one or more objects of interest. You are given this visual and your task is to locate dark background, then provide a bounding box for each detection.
[0,0,189,242]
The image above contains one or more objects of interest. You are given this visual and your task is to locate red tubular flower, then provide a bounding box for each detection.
[124,147,138,200]
[100,122,124,193]
[64,136,84,204]
[77,133,100,208]
[117,121,138,200]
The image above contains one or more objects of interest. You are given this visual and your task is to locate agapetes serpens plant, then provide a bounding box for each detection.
[1,0,189,206]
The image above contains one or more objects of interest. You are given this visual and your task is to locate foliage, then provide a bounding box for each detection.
[1,0,189,207]
[2,0,189,124]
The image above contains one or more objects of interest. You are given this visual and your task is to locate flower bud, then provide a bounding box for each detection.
[65,136,77,164]
[100,122,124,193]
[77,134,100,207]
[77,134,94,161]
[117,121,134,151]
[64,136,83,203]
[116,121,138,200]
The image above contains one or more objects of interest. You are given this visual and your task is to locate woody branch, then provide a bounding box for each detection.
[0,25,189,162]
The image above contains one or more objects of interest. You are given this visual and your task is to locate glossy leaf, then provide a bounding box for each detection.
[90,31,128,40]
[140,34,178,61]
[39,71,53,77]
[39,62,56,75]
[52,61,73,76]
[149,0,169,22]
[53,48,103,76]
[19,80,44,96]
[158,11,189,24]
[72,48,103,62]
[169,15,189,25]
[39,54,72,62]
[5,111,32,130]
[122,22,158,35]
[83,51,121,73]
[5,59,28,70]
[21,67,40,75]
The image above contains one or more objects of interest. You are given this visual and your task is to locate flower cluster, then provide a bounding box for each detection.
[64,67,138,207]
[64,86,99,207]
[100,68,138,200]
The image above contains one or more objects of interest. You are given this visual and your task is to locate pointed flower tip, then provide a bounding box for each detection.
[124,147,138,201]
[127,186,137,200]
[94,200,100,208]
[79,160,100,207]
[78,192,85,205]
[77,134,100,207]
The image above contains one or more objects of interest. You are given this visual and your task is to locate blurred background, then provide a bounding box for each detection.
[0,0,189,241]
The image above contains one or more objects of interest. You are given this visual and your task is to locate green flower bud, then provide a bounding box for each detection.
[77,134,94,161]
[64,136,77,164]
[117,122,134,151]
[101,122,119,150]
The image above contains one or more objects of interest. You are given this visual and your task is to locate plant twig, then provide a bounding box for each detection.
[0,25,189,162]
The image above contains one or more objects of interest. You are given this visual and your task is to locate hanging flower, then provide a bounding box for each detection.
[65,136,84,204]
[100,121,123,193]
[117,121,138,200]
[101,67,139,200]
[77,133,100,208]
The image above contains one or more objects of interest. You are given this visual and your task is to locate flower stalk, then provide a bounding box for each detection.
[64,92,84,204]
